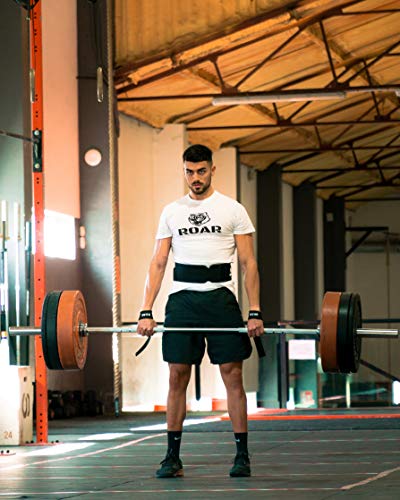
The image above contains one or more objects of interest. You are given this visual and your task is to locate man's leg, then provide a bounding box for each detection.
[219,361,251,477]
[157,363,191,478]
[167,363,192,430]
[219,361,247,432]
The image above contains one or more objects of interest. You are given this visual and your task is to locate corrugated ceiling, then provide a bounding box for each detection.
[114,0,400,206]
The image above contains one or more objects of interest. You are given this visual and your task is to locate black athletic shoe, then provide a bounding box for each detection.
[229,452,251,477]
[156,451,184,478]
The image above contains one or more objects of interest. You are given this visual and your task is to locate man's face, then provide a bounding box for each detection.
[184,161,215,196]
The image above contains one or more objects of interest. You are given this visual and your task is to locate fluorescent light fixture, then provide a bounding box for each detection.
[212,90,347,105]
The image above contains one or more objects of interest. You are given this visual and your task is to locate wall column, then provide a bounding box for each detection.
[77,1,114,398]
[257,165,286,408]
[293,182,319,408]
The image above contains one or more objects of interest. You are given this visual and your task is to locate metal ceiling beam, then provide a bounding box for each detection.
[235,27,304,89]
[115,0,363,88]
[188,119,400,130]
[279,148,400,169]
[317,183,400,189]
[176,49,397,128]
[283,166,400,173]
[117,85,400,102]
[363,132,400,164]
[285,7,399,121]
[344,39,400,85]
[334,125,400,148]
[340,9,400,14]
[115,0,317,79]
[345,197,400,202]
[337,172,400,198]
[240,146,400,154]
[238,124,400,159]
[183,92,373,129]
[329,98,383,145]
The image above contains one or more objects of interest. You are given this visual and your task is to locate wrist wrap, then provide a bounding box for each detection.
[139,310,153,320]
[248,310,263,321]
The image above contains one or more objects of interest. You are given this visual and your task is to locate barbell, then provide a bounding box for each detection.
[8,289,399,373]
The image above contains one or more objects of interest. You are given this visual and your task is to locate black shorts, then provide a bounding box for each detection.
[162,287,252,365]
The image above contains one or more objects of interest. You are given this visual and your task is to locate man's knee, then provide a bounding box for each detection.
[220,362,244,391]
[169,363,191,391]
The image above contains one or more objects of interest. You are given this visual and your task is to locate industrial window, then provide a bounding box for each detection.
[44,210,76,260]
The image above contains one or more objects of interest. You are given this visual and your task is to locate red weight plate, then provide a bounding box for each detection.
[57,290,88,370]
[320,291,341,373]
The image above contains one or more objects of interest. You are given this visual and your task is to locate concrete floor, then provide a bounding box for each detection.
[1,409,400,499]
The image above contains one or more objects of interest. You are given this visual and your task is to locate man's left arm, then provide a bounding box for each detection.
[235,233,264,337]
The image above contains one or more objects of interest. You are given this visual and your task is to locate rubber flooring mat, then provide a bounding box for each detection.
[1,410,400,499]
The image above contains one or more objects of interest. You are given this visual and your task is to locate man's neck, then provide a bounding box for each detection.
[189,186,215,201]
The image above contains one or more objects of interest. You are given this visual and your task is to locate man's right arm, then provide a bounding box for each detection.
[137,237,172,336]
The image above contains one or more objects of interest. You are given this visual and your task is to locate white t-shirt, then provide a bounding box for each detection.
[156,190,255,294]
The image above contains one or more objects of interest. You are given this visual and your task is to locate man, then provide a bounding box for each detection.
[137,144,264,478]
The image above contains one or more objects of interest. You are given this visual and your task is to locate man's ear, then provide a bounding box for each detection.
[211,164,216,176]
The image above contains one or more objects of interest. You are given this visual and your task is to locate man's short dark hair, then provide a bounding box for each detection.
[183,144,213,164]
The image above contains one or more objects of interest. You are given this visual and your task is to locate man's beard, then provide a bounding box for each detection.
[190,180,211,195]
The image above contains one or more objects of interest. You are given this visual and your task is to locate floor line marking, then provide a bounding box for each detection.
[0,487,340,496]
[2,472,377,480]
[129,416,221,432]
[222,414,400,421]
[13,461,398,468]
[0,433,165,472]
[341,465,400,490]
[133,437,400,445]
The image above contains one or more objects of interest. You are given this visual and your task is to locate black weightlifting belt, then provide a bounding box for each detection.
[173,263,231,283]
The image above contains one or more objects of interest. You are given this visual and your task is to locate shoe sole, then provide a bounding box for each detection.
[156,469,184,478]
[229,466,251,478]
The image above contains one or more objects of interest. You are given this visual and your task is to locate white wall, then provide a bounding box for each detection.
[119,129,260,409]
[346,202,400,381]
[42,0,79,217]
[119,117,187,409]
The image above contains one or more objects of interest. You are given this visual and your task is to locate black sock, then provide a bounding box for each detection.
[234,432,248,455]
[167,431,182,457]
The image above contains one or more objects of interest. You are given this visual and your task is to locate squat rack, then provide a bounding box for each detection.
[29,0,48,444]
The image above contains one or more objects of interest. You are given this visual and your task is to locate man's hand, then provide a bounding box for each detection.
[137,318,157,337]
[247,318,264,338]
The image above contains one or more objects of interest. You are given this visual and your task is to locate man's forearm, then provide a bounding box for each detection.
[141,260,167,310]
[243,260,261,311]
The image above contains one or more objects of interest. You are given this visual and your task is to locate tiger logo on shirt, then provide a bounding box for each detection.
[188,212,211,226]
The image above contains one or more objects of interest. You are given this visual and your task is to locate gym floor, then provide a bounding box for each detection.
[1,408,400,499]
